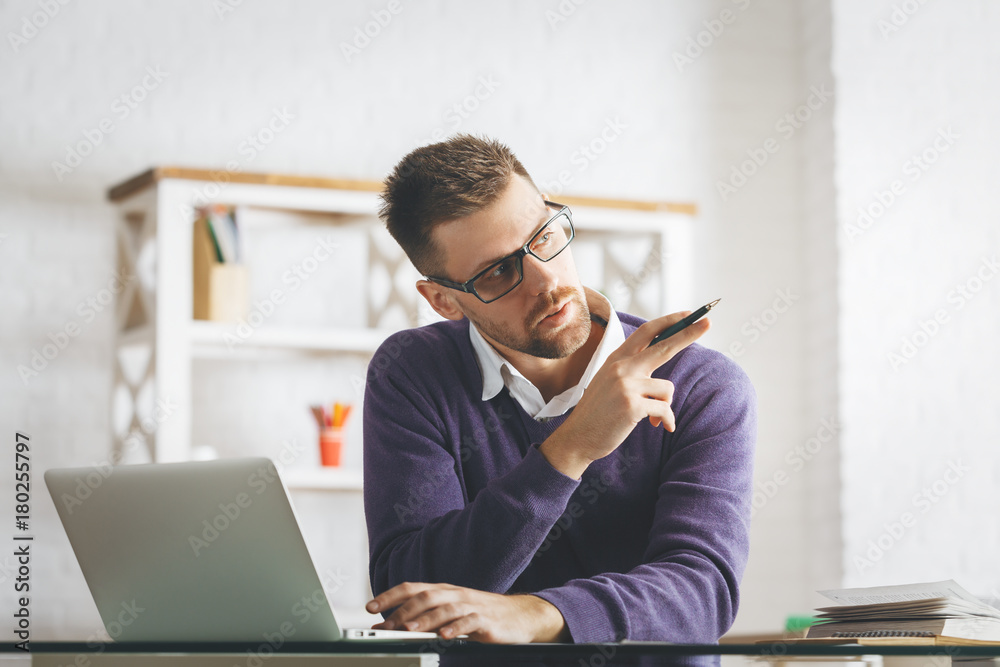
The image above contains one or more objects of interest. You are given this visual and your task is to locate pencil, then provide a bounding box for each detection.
[648,298,721,347]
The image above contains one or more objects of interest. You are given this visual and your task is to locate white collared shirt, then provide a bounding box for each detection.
[468,290,625,421]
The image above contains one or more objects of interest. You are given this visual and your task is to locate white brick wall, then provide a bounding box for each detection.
[0,194,119,638]
[692,0,814,632]
[832,0,1000,596]
[1,0,870,639]
[797,0,845,611]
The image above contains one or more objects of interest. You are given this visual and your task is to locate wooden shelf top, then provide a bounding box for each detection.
[107,166,697,215]
[107,167,384,202]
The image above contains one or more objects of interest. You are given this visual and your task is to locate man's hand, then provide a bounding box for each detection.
[366,582,569,643]
[540,310,710,479]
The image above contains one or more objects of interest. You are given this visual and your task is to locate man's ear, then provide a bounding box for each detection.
[416,280,466,321]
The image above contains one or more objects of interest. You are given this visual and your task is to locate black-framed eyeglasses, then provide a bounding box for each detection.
[425,200,575,304]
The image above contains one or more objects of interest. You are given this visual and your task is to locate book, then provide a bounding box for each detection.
[199,204,241,264]
[805,580,1000,644]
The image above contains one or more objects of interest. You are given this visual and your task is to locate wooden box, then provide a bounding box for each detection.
[192,216,248,322]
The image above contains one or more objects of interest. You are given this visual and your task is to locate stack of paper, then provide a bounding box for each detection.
[806,580,1000,644]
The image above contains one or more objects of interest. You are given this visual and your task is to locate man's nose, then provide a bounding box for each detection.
[522,253,559,295]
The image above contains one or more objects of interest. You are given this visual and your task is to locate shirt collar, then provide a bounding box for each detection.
[468,288,625,417]
[469,320,510,402]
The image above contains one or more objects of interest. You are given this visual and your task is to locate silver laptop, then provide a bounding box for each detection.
[45,457,438,643]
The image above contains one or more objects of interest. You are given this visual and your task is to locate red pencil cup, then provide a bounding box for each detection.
[319,428,343,467]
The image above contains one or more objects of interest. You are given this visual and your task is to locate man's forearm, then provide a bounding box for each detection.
[367,444,583,596]
[521,595,571,642]
[537,426,593,480]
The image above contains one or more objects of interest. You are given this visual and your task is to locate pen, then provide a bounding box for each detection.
[310,405,325,428]
[648,298,721,347]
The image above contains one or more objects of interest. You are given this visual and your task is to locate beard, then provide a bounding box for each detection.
[468,285,592,360]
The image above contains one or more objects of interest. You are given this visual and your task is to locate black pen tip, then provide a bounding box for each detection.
[707,298,721,308]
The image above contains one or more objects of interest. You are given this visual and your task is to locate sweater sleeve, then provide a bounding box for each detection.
[363,333,581,597]
[533,352,757,643]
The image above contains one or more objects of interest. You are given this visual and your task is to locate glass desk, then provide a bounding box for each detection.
[6,641,1000,667]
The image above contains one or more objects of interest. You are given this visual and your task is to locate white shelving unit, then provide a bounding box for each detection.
[282,467,365,491]
[106,167,697,490]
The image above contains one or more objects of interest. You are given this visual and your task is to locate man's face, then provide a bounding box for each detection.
[427,175,591,360]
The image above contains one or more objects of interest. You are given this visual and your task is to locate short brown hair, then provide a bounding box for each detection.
[378,134,537,277]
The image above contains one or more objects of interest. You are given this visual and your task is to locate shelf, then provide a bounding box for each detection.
[118,325,154,347]
[107,166,697,216]
[283,467,363,491]
[188,320,394,356]
[107,165,693,471]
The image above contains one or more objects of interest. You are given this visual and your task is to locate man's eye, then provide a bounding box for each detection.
[486,262,510,281]
[476,259,514,285]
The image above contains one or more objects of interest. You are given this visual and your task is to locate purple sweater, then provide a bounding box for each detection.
[363,313,756,643]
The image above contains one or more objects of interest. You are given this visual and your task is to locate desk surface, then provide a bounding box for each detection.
[14,640,1000,659]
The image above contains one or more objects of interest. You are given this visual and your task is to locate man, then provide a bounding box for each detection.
[362,135,756,644]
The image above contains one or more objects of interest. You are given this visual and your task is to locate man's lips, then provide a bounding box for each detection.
[528,287,579,327]
[546,302,567,317]
[538,301,570,325]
